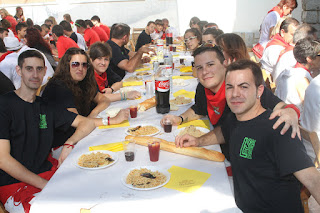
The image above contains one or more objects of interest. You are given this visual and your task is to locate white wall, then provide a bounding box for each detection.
[1,0,302,36]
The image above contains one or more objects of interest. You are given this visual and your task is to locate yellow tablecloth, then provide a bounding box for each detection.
[123,81,143,87]
[178,119,210,130]
[98,120,130,129]
[173,90,195,99]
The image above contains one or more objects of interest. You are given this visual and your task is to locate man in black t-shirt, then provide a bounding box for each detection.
[135,21,155,51]
[0,50,96,212]
[107,23,152,79]
[165,46,300,160]
[221,60,320,212]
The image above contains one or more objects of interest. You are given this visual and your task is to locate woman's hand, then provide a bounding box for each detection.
[112,109,130,124]
[126,91,141,100]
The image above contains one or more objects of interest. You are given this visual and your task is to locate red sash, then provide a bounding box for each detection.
[252,43,264,59]
[294,62,311,74]
[0,155,58,213]
[268,6,284,17]
[0,51,13,62]
[94,71,108,92]
[205,81,226,125]
[266,33,289,49]
[277,45,294,62]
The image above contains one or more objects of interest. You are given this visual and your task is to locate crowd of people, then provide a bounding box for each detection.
[0,0,319,212]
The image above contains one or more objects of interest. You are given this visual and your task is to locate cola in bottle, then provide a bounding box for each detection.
[155,75,170,114]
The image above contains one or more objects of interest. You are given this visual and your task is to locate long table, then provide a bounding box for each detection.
[30,61,241,213]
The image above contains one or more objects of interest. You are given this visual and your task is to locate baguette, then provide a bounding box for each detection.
[138,96,156,112]
[125,135,225,162]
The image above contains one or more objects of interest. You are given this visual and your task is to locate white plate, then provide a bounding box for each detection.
[125,124,161,136]
[173,79,190,87]
[121,166,171,191]
[174,126,210,137]
[134,72,152,77]
[76,150,118,170]
[170,97,193,107]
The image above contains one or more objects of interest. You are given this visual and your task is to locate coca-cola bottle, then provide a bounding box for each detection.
[155,67,170,114]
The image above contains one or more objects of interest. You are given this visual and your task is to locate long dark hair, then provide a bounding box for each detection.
[26,27,52,54]
[50,48,97,116]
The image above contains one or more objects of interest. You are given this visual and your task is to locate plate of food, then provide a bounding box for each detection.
[173,79,190,87]
[125,124,160,136]
[76,150,118,170]
[170,96,193,106]
[124,76,143,82]
[121,166,170,190]
[174,125,210,138]
[135,71,152,77]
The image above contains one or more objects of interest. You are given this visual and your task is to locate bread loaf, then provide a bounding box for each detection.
[138,96,156,112]
[125,135,225,162]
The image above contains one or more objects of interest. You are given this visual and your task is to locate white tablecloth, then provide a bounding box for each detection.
[30,62,241,213]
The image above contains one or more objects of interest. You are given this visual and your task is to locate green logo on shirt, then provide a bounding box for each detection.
[39,114,47,129]
[239,137,256,159]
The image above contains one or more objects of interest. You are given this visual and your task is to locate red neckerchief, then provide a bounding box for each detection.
[277,45,294,62]
[294,62,311,74]
[161,31,166,40]
[0,154,58,213]
[266,33,289,49]
[268,6,284,17]
[94,71,108,92]
[205,81,226,125]
[0,51,13,62]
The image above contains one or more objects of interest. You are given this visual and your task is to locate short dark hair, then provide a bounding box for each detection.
[110,23,130,39]
[44,19,53,26]
[278,0,298,9]
[18,50,45,68]
[0,38,7,53]
[293,23,317,44]
[41,24,50,30]
[89,42,112,61]
[85,20,94,28]
[155,19,163,26]
[226,59,263,88]
[280,17,299,33]
[189,16,200,28]
[293,38,320,64]
[147,21,155,26]
[197,20,208,33]
[0,27,9,34]
[75,19,86,29]
[63,14,72,23]
[59,20,72,32]
[184,28,202,45]
[16,22,27,33]
[204,22,219,29]
[203,28,224,39]
[193,45,225,64]
[52,25,64,37]
[91,15,100,23]
[1,19,11,29]
[33,25,42,32]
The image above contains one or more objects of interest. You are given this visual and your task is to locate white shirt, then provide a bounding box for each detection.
[273,50,296,82]
[275,67,312,112]
[151,31,163,41]
[259,11,280,48]
[300,74,320,161]
[75,32,87,51]
[166,26,179,39]
[261,44,285,75]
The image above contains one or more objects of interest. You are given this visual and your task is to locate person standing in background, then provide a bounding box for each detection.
[14,6,25,23]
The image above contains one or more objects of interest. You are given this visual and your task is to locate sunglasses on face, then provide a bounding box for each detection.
[71,61,89,69]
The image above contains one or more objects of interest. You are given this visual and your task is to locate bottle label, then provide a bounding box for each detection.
[155,79,170,92]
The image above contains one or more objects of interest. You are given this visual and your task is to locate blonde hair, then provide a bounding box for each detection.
[0,8,11,17]
[271,16,288,37]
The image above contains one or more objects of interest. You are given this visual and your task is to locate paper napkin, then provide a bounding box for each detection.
[172,76,194,80]
[98,120,130,129]
[178,119,210,130]
[173,90,195,99]
[180,66,193,73]
[164,165,211,193]
[123,81,143,87]
[89,141,128,152]
[135,68,150,72]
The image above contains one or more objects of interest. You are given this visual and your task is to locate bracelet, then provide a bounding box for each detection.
[284,104,300,119]
[120,92,123,101]
[63,143,74,149]
[102,117,110,126]
[179,115,184,125]
[124,92,127,100]
[110,87,114,93]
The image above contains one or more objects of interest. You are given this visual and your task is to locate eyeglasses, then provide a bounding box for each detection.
[71,61,89,69]
[184,36,197,43]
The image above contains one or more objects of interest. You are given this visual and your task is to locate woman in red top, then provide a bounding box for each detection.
[89,42,141,102]
[0,8,17,35]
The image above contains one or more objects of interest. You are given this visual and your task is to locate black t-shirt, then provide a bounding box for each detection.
[135,30,151,51]
[42,80,97,147]
[70,32,78,44]
[106,67,122,86]
[223,110,314,213]
[191,82,282,160]
[0,71,15,95]
[107,40,130,79]
[0,92,77,186]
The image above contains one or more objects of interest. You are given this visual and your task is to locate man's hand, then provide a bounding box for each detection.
[126,91,141,100]
[175,134,199,148]
[269,107,300,139]
[160,114,182,126]
[58,145,73,167]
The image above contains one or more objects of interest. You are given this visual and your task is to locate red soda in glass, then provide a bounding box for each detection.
[130,106,138,118]
[148,141,160,162]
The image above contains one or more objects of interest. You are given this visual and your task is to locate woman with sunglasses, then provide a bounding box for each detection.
[42,48,129,148]
[184,28,202,53]
[89,42,141,102]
